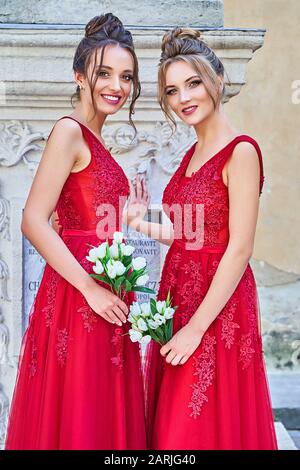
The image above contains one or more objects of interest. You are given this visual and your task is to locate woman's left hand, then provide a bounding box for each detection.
[160,323,205,366]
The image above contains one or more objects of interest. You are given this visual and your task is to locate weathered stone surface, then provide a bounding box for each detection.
[251,259,300,370]
[0,0,224,27]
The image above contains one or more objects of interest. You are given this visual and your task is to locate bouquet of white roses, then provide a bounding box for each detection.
[86,231,155,300]
[128,290,176,346]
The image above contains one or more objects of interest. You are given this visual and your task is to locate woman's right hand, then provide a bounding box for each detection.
[82,281,128,326]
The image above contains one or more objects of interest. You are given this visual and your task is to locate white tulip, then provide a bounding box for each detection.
[113,231,124,244]
[122,244,135,256]
[106,260,117,279]
[156,301,166,314]
[128,314,136,324]
[137,318,148,332]
[165,307,175,319]
[109,242,119,259]
[154,313,166,325]
[113,260,126,276]
[140,302,151,316]
[95,242,107,259]
[129,329,143,342]
[130,302,141,316]
[132,257,147,271]
[86,247,99,263]
[136,274,149,286]
[92,260,104,275]
[148,319,160,330]
[141,335,152,346]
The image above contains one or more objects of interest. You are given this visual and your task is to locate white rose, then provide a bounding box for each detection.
[86,247,99,263]
[156,301,166,314]
[113,231,124,244]
[106,260,117,279]
[95,242,107,259]
[129,329,143,343]
[122,244,135,256]
[165,307,175,319]
[132,257,147,271]
[137,318,148,332]
[109,242,119,260]
[140,302,151,316]
[136,274,149,286]
[113,260,126,276]
[92,260,104,275]
[141,335,152,346]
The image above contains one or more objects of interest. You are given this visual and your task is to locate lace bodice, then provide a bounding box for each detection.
[162,135,264,247]
[54,117,129,232]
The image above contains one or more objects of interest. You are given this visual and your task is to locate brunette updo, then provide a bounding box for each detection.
[158,28,225,127]
[72,13,140,131]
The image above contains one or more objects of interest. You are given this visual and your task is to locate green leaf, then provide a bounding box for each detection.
[150,298,157,315]
[124,279,132,292]
[114,276,125,293]
[165,319,173,342]
[105,242,110,260]
[131,286,156,294]
[166,289,171,306]
[148,329,163,344]
[124,264,132,275]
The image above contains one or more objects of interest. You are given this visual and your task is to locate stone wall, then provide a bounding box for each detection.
[0,0,223,27]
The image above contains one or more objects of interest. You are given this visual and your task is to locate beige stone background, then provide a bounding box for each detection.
[225,0,300,274]
[224,0,300,370]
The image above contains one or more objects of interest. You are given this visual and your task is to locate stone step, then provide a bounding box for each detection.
[268,372,300,430]
[275,422,298,450]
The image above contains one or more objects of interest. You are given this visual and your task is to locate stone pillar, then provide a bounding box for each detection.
[0,0,266,447]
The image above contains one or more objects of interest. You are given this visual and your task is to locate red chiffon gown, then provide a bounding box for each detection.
[5,116,146,450]
[145,135,278,450]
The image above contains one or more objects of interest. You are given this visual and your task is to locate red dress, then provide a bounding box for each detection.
[145,135,278,450]
[5,116,146,450]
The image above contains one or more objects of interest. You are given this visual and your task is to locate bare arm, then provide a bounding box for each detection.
[22,118,128,325]
[161,142,261,365]
[123,175,174,246]
[22,119,92,292]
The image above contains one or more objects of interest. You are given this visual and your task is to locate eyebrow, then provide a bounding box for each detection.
[165,75,200,90]
[97,65,134,74]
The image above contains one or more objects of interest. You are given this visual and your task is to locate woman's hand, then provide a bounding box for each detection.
[160,322,205,366]
[82,281,128,327]
[123,175,150,227]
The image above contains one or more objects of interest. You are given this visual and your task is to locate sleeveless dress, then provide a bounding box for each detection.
[145,135,278,450]
[5,116,146,450]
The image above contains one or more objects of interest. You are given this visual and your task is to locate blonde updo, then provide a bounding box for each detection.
[158,27,225,127]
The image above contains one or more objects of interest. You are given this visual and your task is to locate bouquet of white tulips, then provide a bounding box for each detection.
[128,290,176,346]
[86,231,155,300]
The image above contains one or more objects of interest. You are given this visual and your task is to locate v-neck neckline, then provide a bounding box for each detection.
[183,135,245,179]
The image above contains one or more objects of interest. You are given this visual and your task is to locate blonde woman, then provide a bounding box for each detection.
[124,28,277,450]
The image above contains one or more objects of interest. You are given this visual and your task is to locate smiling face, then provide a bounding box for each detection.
[76,44,134,117]
[163,59,222,127]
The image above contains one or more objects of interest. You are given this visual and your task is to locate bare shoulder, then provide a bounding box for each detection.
[47,117,82,147]
[228,140,260,172]
[232,141,258,160]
